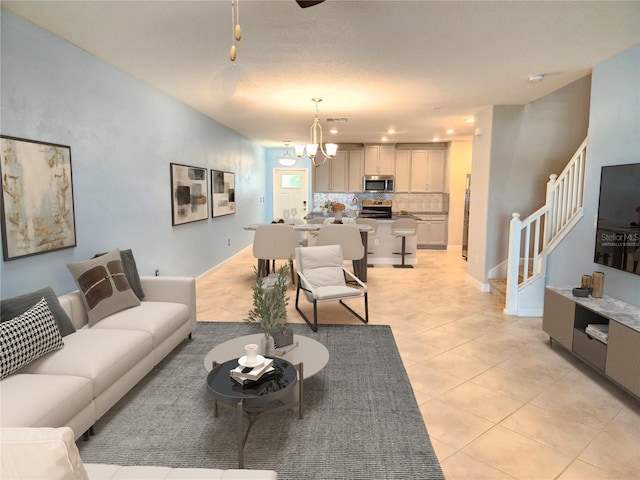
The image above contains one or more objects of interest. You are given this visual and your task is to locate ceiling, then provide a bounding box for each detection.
[2,1,639,147]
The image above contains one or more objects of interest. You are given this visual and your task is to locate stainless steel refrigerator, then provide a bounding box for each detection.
[462,174,470,260]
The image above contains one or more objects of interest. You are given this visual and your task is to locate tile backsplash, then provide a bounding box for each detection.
[312,192,449,214]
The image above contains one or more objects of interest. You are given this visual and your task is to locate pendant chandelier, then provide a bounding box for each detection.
[277,143,296,167]
[295,98,338,167]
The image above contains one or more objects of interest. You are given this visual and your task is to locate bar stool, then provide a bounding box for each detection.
[356,218,378,255]
[391,218,417,268]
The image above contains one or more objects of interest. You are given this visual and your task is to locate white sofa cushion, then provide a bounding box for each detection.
[84,465,278,480]
[90,301,189,349]
[0,373,93,428]
[18,328,152,397]
[0,427,89,480]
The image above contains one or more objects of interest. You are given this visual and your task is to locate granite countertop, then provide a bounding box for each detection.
[548,286,640,332]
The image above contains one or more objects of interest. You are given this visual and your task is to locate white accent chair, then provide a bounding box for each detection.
[294,245,368,332]
[252,224,298,284]
[391,218,417,268]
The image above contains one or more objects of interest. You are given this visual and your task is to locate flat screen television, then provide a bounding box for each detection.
[594,163,640,275]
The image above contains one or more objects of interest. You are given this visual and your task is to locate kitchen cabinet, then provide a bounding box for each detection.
[394,150,410,192]
[347,149,364,192]
[331,151,348,192]
[410,149,445,192]
[313,149,364,193]
[364,145,395,175]
[313,156,331,192]
[417,215,447,248]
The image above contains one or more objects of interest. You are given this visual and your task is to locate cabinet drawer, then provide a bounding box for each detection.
[572,329,607,372]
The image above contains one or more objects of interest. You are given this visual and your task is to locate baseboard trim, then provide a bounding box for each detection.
[466,273,490,292]
[197,245,251,280]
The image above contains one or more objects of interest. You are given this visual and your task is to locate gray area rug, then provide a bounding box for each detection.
[77,322,444,479]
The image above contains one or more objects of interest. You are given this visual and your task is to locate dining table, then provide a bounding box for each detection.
[244,222,373,281]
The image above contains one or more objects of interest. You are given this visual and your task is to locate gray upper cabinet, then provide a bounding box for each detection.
[410,149,445,192]
[364,145,395,175]
[314,149,364,193]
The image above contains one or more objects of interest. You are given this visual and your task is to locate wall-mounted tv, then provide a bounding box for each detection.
[594,163,640,275]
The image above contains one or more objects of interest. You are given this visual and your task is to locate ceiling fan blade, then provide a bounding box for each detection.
[296,1,326,8]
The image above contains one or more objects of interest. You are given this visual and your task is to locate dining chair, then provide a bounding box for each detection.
[294,245,368,332]
[316,224,365,278]
[252,224,298,284]
[356,218,378,254]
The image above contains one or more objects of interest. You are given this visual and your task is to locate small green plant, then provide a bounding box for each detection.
[245,263,289,332]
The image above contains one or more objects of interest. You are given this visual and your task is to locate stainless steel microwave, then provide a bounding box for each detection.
[363,175,394,193]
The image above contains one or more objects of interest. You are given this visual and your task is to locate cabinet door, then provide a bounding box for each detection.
[313,157,331,192]
[542,288,575,349]
[605,321,640,397]
[417,221,428,245]
[426,150,445,192]
[394,150,410,192]
[379,145,395,174]
[410,150,429,192]
[427,219,447,245]
[347,150,364,192]
[364,145,379,175]
[331,152,348,192]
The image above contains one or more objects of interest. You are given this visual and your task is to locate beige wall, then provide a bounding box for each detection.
[447,141,473,248]
[467,75,592,287]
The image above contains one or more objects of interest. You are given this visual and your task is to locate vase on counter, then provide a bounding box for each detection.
[322,208,329,216]
[259,331,275,356]
[591,271,605,298]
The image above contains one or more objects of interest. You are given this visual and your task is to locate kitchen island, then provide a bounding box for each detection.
[304,213,418,267]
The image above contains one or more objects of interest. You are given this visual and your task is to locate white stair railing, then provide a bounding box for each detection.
[505,138,587,316]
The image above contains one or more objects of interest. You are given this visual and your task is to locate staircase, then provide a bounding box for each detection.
[497,137,588,316]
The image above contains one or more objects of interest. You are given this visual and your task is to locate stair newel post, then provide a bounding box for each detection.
[544,174,558,247]
[505,212,522,315]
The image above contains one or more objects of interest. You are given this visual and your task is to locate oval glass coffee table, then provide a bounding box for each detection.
[204,333,329,379]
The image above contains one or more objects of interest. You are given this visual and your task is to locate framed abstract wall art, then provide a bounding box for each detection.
[0,136,77,261]
[211,170,236,217]
[170,163,209,226]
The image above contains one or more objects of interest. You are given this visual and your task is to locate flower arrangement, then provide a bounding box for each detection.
[245,263,290,333]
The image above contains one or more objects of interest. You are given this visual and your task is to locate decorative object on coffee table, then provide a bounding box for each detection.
[246,263,289,356]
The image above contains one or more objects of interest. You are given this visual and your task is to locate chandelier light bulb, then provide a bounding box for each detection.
[230,45,237,62]
[235,24,242,41]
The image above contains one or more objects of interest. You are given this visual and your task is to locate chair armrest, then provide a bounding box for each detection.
[342,268,368,292]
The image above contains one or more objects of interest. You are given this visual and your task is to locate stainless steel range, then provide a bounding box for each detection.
[359,200,392,219]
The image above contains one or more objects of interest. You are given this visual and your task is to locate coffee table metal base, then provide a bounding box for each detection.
[209,360,304,469]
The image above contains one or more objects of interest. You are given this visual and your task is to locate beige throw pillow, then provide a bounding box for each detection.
[67,248,141,326]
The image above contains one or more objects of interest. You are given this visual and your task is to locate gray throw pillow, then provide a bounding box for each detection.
[0,298,65,379]
[93,248,145,300]
[67,248,141,327]
[1,286,76,337]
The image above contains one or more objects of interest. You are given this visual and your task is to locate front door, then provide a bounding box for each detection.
[273,168,309,221]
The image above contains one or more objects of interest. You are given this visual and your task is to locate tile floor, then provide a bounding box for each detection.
[197,247,640,479]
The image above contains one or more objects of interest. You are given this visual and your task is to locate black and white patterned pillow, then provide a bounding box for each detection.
[0,297,64,379]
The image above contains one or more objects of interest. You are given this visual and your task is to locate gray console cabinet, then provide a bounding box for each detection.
[543,286,640,399]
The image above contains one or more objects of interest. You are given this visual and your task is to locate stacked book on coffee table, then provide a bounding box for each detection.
[230,358,275,389]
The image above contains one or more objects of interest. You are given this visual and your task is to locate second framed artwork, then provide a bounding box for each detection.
[211,170,236,217]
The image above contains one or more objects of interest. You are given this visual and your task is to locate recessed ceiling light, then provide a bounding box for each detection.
[387,129,395,134]
[432,137,439,141]
[465,118,474,123]
[329,128,338,134]
[446,129,454,134]
[528,74,545,83]
[381,137,388,142]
